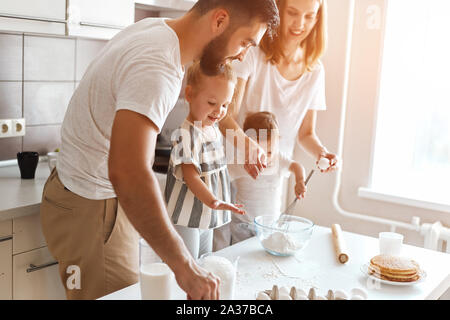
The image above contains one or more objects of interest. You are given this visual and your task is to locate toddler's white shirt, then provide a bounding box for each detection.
[228,153,293,222]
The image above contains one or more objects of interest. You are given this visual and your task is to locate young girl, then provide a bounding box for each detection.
[164,61,245,259]
[215,111,307,248]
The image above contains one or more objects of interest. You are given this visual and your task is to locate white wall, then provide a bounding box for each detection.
[290,0,450,248]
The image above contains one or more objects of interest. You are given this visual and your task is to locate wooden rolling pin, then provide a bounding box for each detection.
[331,224,349,264]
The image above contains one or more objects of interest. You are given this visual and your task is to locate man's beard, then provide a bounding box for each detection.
[199,28,236,76]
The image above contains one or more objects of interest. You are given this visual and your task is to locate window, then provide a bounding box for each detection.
[369,0,450,207]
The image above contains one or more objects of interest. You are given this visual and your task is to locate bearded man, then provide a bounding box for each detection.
[40,0,279,300]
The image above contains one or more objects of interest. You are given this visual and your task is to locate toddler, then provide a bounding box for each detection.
[214,111,307,248]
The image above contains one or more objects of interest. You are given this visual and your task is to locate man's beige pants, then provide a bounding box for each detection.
[40,169,140,300]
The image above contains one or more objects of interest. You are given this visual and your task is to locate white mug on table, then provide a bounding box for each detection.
[47,152,58,171]
[379,232,404,256]
[139,238,175,300]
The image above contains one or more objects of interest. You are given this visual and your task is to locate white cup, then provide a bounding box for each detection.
[140,262,175,300]
[198,254,238,300]
[379,232,404,256]
[139,239,174,300]
[47,152,58,171]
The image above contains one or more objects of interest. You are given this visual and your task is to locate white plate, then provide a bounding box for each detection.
[360,263,427,286]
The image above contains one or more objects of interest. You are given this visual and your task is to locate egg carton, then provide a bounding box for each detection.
[256,285,368,300]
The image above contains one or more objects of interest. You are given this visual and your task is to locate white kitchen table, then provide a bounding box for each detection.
[99,225,450,300]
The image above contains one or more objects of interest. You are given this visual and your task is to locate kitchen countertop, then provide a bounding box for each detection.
[0,161,167,221]
[0,162,51,221]
[99,225,450,300]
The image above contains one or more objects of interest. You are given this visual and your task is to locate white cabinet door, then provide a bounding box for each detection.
[135,0,196,11]
[0,0,66,20]
[0,238,12,300]
[13,213,47,255]
[67,0,134,39]
[0,0,66,35]
[13,246,65,300]
[0,219,12,238]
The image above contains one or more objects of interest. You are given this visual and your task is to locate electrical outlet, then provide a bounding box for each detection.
[0,119,26,138]
[11,118,26,137]
[0,119,12,138]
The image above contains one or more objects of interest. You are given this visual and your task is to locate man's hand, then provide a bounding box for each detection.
[174,260,221,300]
[244,139,267,179]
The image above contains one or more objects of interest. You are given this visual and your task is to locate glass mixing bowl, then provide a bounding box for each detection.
[253,215,314,256]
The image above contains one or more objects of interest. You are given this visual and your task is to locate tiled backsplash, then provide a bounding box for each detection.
[0,32,106,161]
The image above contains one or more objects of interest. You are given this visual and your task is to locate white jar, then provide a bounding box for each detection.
[139,238,174,300]
[379,232,404,256]
[199,255,237,300]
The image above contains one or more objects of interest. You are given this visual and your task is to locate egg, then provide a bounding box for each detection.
[296,294,309,300]
[315,295,327,300]
[350,294,364,300]
[278,293,293,300]
[256,291,271,300]
[334,289,348,300]
[270,285,279,300]
[350,288,368,300]
[308,288,317,300]
[317,157,331,170]
[279,286,290,296]
[327,289,335,300]
[296,288,308,297]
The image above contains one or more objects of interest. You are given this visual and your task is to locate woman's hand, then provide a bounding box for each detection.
[317,152,339,173]
[211,200,246,215]
[244,138,267,179]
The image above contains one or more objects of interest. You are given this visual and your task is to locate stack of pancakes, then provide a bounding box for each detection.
[369,255,421,282]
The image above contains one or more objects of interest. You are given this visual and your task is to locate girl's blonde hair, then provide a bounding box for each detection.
[259,0,328,71]
[186,61,237,89]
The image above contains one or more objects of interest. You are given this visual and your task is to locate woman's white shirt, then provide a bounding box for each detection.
[232,46,327,158]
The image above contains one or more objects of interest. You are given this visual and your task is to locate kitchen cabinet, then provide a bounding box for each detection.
[0,237,12,300]
[13,246,65,300]
[0,213,65,300]
[11,212,65,299]
[67,0,134,40]
[135,0,197,11]
[0,219,12,299]
[0,0,66,35]
[135,0,195,19]
[0,219,12,238]
[13,213,47,255]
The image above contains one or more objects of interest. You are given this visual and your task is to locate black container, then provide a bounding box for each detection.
[17,151,39,179]
[153,145,171,174]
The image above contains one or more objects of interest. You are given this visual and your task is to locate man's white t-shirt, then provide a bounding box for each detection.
[232,46,327,158]
[57,18,184,200]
